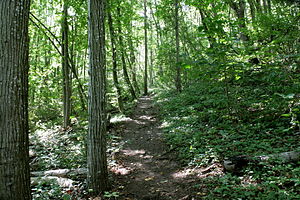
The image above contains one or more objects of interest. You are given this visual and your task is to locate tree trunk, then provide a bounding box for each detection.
[62,0,72,128]
[229,0,249,42]
[151,0,164,76]
[150,1,162,47]
[262,0,268,13]
[248,0,256,22]
[87,0,109,193]
[128,24,140,95]
[266,0,271,13]
[150,48,154,86]
[175,0,182,92]
[29,12,87,110]
[255,0,262,13]
[0,1,32,199]
[107,1,124,113]
[144,0,149,95]
[198,9,216,48]
[116,7,137,100]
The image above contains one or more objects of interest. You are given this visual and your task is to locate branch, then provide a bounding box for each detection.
[30,12,62,47]
[29,13,88,105]
[224,150,300,172]
[29,17,62,56]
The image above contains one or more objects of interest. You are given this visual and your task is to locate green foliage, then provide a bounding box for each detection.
[32,179,71,200]
[199,170,300,199]
[154,62,300,198]
[104,191,120,199]
[27,0,300,198]
[30,121,87,171]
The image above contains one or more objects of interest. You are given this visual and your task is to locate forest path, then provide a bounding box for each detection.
[111,96,200,200]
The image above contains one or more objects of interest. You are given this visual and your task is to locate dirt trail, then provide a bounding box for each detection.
[111,96,200,200]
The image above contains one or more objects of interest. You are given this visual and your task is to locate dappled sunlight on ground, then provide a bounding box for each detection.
[33,126,60,143]
[121,149,146,156]
[108,96,219,199]
[241,175,258,187]
[172,163,224,179]
[110,115,132,123]
[110,163,133,175]
[30,125,85,170]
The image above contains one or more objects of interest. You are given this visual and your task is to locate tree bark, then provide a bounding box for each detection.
[62,0,72,128]
[127,24,140,95]
[116,7,137,100]
[229,0,249,42]
[0,1,32,199]
[87,0,109,193]
[255,0,262,13]
[151,0,164,76]
[107,1,124,113]
[144,0,149,95]
[248,0,256,22]
[150,48,154,86]
[29,12,87,110]
[198,9,214,48]
[175,0,182,92]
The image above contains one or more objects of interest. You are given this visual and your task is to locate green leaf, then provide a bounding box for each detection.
[183,64,192,69]
[62,194,71,200]
[276,93,295,99]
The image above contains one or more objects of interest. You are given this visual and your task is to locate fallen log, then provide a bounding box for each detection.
[31,168,87,188]
[31,176,74,188]
[31,168,87,178]
[223,150,300,172]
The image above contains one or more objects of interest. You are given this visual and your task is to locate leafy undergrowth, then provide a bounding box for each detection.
[29,113,131,199]
[29,119,87,199]
[154,66,300,199]
[30,123,87,171]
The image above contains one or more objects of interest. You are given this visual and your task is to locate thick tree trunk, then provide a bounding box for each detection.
[62,1,72,128]
[0,1,32,199]
[87,0,109,193]
[107,2,124,113]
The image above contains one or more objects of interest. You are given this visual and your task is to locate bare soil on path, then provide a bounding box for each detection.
[110,96,209,200]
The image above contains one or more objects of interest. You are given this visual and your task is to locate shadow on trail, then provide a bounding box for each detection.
[109,96,223,200]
